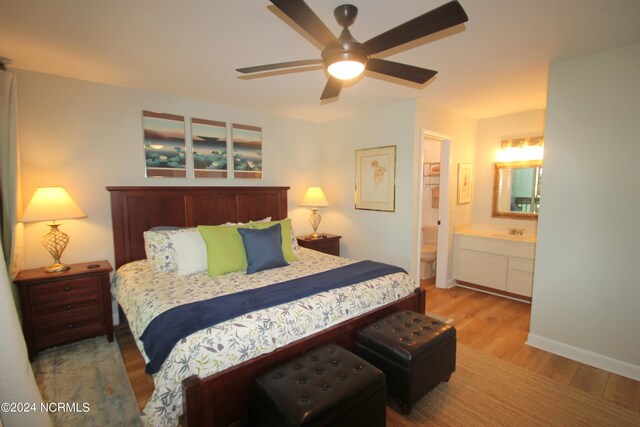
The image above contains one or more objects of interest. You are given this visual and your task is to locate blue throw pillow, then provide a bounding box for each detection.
[237,223,289,274]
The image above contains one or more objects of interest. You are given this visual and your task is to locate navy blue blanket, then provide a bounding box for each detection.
[140,260,405,374]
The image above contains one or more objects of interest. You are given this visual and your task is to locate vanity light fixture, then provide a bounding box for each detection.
[500,136,544,149]
[497,136,544,162]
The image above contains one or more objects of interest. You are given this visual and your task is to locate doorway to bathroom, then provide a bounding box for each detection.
[417,131,451,289]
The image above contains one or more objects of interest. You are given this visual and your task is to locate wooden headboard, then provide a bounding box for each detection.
[107,186,289,269]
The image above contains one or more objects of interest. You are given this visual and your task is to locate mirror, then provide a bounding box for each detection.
[492,160,542,219]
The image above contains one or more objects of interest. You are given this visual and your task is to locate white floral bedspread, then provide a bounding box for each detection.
[112,248,416,427]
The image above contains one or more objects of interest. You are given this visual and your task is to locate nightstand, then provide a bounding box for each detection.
[15,260,113,361]
[297,234,342,256]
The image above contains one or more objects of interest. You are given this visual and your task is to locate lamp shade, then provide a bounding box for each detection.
[21,187,87,223]
[300,187,329,208]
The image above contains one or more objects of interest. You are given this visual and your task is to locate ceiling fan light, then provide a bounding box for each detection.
[327,60,365,80]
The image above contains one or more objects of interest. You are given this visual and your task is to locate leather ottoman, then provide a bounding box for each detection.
[251,344,386,426]
[355,310,456,414]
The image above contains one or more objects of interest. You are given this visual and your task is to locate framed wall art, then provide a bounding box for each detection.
[355,145,396,212]
[191,118,228,178]
[142,111,187,178]
[232,123,262,179]
[457,163,473,204]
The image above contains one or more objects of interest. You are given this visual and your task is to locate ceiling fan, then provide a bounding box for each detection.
[236,0,469,100]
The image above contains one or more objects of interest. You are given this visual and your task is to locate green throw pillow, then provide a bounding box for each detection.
[249,218,297,262]
[197,224,248,276]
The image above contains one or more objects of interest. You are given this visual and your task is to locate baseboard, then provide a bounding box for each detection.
[455,282,531,304]
[436,278,456,289]
[527,333,640,381]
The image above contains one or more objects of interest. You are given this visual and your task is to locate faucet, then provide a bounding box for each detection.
[507,227,524,236]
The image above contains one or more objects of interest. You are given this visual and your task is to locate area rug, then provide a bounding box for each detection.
[32,336,142,427]
[401,344,640,427]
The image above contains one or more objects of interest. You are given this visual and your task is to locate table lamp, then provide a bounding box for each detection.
[21,187,87,273]
[300,187,329,238]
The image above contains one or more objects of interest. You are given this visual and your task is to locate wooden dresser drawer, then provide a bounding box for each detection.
[34,310,104,337]
[30,276,100,304]
[32,294,101,323]
[306,239,338,255]
[15,260,114,360]
[34,315,105,352]
[296,234,341,256]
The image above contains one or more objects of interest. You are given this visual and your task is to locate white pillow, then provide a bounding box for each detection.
[144,228,195,272]
[170,230,208,276]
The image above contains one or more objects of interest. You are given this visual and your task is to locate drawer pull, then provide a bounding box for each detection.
[66,304,73,310]
[67,324,74,329]
[64,286,70,291]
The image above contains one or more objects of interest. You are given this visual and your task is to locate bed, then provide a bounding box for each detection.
[107,186,425,427]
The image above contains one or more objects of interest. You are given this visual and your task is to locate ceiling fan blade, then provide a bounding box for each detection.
[366,58,437,84]
[270,0,339,48]
[362,0,468,55]
[320,77,343,100]
[236,59,322,74]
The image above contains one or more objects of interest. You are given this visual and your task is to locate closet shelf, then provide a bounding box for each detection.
[423,162,440,189]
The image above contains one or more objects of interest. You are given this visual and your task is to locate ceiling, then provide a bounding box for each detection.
[2,0,640,123]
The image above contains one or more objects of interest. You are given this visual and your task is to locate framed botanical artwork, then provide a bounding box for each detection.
[457,163,473,204]
[191,118,228,178]
[355,145,396,212]
[142,111,187,178]
[232,123,262,179]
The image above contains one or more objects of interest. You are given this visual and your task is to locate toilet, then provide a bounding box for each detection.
[420,225,438,280]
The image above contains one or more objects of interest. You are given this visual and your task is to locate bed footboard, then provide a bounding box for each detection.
[181,287,426,427]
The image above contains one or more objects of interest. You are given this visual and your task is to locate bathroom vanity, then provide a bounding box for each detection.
[453,230,536,301]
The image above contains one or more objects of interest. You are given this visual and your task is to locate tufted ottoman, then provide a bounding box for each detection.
[251,344,386,426]
[355,310,456,414]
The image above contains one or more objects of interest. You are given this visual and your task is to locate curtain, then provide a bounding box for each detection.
[0,69,51,426]
[0,69,24,285]
[0,242,52,427]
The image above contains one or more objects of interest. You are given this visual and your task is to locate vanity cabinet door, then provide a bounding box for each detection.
[455,249,508,291]
[506,257,534,297]
[507,270,533,297]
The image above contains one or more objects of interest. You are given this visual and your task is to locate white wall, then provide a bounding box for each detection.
[320,100,474,282]
[529,43,640,379]
[16,70,322,269]
[416,101,476,284]
[15,74,475,309]
[321,100,417,272]
[474,110,546,231]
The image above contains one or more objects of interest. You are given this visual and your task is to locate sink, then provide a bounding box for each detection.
[458,230,536,243]
[488,232,535,242]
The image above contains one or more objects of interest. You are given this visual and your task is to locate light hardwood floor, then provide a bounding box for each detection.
[116,280,640,420]
[421,279,640,413]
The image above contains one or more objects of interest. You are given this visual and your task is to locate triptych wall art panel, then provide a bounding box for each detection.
[142,110,263,179]
[191,118,228,178]
[232,123,263,179]
[142,111,187,178]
